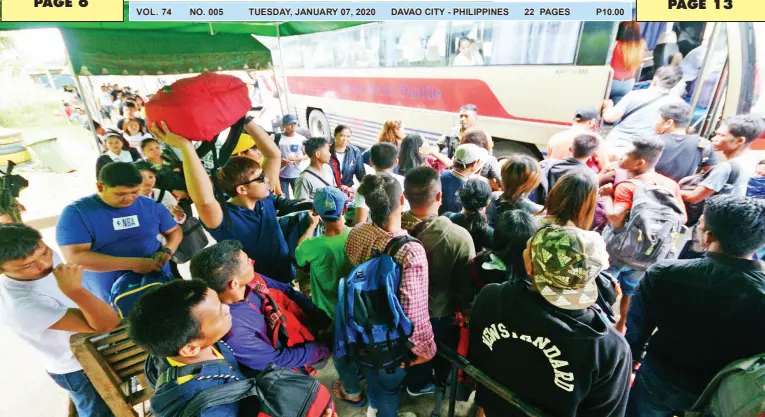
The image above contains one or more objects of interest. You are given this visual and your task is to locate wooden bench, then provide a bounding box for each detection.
[69,323,154,417]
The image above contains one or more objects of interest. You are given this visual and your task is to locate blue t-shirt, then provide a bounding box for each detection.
[440,170,467,214]
[56,195,177,301]
[206,196,294,283]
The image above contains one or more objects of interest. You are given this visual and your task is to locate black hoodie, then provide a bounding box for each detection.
[468,280,631,417]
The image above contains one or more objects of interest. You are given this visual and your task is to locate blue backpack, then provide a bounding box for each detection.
[334,235,418,370]
[109,271,174,318]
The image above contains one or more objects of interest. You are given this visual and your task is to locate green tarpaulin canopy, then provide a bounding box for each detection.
[0,2,369,75]
[60,28,273,75]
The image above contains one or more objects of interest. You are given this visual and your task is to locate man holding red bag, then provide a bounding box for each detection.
[152,120,296,283]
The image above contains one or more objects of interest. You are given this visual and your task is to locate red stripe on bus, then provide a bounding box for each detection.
[286,76,570,127]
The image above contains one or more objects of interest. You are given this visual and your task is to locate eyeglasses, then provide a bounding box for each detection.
[236,172,266,187]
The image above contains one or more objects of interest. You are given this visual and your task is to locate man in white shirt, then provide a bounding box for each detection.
[0,223,120,417]
[353,143,409,225]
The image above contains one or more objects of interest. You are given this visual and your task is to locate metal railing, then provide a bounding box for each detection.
[433,343,550,417]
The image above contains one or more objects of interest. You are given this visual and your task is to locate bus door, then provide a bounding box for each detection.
[691,22,757,140]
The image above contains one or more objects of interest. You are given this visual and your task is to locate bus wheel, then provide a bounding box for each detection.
[308,109,331,139]
[493,139,543,161]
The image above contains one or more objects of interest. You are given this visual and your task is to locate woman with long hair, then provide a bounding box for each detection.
[362,120,406,168]
[486,155,543,226]
[329,124,365,188]
[336,174,434,415]
[123,118,153,149]
[397,133,452,175]
[447,178,494,252]
[610,21,647,104]
[543,172,598,230]
[542,173,619,326]
[378,120,405,147]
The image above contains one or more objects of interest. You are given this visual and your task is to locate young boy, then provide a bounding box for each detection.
[295,187,353,319]
[600,136,687,334]
[294,137,337,201]
[0,224,120,417]
[440,144,488,214]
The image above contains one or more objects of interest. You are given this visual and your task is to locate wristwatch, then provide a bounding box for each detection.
[156,247,173,256]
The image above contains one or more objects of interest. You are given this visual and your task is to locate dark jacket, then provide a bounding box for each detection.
[145,341,249,417]
[533,157,599,205]
[626,252,765,395]
[469,280,631,417]
[224,274,332,372]
[486,196,543,227]
[95,149,142,177]
[330,144,365,187]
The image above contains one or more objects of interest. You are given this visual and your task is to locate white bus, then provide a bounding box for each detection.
[261,21,759,156]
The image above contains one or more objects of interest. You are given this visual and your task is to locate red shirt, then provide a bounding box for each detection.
[614,171,687,222]
[611,42,640,81]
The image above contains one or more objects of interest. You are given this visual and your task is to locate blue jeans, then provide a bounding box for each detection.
[334,359,406,417]
[610,78,636,105]
[334,357,363,398]
[280,177,297,197]
[49,370,113,417]
[626,362,699,417]
[365,367,406,417]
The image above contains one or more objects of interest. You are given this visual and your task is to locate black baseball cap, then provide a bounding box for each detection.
[574,107,601,122]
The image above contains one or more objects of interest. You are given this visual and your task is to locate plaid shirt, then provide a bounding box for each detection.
[345,223,436,360]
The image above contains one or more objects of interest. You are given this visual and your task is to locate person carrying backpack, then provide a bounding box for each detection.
[625,196,765,417]
[335,174,435,416]
[189,240,332,373]
[599,136,686,334]
[130,279,336,417]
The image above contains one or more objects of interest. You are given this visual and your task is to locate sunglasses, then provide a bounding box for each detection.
[237,172,266,187]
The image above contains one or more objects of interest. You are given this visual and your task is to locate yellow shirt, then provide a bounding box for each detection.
[165,347,224,385]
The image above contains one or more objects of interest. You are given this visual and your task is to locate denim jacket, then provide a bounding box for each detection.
[330,144,365,187]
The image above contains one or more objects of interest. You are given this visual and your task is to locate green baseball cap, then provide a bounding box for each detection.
[529,225,608,310]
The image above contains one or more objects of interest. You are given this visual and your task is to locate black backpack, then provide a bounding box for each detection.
[603,180,686,271]
[156,362,333,417]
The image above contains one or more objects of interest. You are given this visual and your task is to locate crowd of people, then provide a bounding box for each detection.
[2,71,765,417]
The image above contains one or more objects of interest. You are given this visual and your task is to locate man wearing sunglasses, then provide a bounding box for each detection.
[151,120,296,283]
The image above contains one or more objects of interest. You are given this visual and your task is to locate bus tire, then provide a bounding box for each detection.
[493,139,543,161]
[308,109,331,139]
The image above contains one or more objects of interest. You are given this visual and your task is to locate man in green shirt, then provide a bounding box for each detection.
[295,187,352,318]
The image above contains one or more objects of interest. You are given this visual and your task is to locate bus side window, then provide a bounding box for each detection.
[382,22,446,68]
[487,22,582,65]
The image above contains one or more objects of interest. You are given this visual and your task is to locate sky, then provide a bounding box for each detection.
[8,28,66,67]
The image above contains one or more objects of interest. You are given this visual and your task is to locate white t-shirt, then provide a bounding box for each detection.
[336,151,346,168]
[278,134,308,179]
[353,173,410,213]
[0,252,82,374]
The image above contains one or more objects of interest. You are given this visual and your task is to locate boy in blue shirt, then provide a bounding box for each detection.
[56,162,182,301]
[439,144,487,214]
[151,120,296,283]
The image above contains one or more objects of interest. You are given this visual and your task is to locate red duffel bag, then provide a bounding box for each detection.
[145,72,250,142]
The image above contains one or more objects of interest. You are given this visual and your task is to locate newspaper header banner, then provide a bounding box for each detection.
[128,1,634,21]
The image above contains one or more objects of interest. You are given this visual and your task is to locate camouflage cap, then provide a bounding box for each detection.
[530,225,608,310]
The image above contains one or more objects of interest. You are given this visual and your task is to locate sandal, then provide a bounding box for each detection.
[332,380,366,407]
